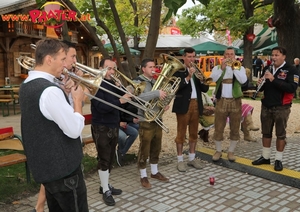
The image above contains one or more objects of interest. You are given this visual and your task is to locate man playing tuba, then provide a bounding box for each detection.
[134,58,169,189]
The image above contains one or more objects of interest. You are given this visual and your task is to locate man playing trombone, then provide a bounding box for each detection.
[19,38,88,212]
[32,40,87,212]
[252,47,299,171]
[91,58,132,206]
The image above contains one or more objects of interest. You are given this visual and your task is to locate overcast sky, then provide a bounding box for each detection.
[177,0,200,15]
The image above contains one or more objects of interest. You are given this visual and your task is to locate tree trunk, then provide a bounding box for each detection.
[273,0,300,64]
[242,0,255,82]
[130,0,139,78]
[143,0,162,59]
[63,0,109,58]
[107,0,137,78]
[90,0,124,74]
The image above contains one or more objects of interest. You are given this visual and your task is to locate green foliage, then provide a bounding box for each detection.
[0,150,39,203]
[176,0,273,38]
[72,0,158,42]
[163,0,210,22]
[163,0,187,22]
[0,151,97,203]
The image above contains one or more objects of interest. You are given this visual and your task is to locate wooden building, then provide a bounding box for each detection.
[0,0,100,86]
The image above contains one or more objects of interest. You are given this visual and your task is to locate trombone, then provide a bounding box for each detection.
[110,71,170,132]
[54,75,147,122]
[16,55,158,123]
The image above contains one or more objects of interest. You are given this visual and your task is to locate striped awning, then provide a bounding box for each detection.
[239,27,277,50]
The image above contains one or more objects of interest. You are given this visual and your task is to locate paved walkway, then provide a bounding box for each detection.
[1,104,300,211]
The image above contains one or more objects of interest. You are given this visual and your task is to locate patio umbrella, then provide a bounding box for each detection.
[179,41,242,55]
[104,43,141,56]
[253,43,278,55]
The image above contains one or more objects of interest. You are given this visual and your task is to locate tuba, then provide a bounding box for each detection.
[16,56,35,70]
[145,54,184,126]
[189,62,212,84]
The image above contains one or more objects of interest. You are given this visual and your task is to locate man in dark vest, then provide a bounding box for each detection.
[19,38,88,212]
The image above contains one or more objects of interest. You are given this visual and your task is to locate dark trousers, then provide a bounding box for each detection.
[254,67,262,77]
[43,166,88,212]
[91,124,118,172]
[261,105,291,139]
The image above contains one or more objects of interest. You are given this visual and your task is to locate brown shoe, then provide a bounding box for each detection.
[227,152,236,162]
[150,172,169,182]
[212,151,222,162]
[140,177,151,189]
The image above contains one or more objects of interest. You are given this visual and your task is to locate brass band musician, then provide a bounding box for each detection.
[172,47,209,172]
[135,58,169,189]
[210,47,247,162]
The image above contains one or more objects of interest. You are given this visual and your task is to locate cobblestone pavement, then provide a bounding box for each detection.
[3,152,300,212]
[1,105,300,211]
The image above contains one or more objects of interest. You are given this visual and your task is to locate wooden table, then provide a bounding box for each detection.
[0,86,20,116]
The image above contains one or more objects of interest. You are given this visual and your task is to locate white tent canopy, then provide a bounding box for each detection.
[127,35,215,48]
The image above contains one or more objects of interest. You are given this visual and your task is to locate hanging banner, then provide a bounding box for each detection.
[226,29,232,46]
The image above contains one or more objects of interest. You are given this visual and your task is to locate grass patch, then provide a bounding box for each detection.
[0,151,97,203]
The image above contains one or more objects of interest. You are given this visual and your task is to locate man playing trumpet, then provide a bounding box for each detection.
[210,47,247,162]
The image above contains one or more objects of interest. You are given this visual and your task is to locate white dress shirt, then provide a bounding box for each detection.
[24,71,84,138]
[185,68,197,99]
[211,65,247,98]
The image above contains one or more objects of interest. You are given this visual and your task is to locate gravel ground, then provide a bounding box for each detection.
[83,98,300,158]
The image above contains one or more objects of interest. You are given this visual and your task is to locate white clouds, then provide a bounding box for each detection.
[177,0,200,15]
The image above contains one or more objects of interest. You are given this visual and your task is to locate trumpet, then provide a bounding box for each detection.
[251,62,274,100]
[189,62,213,84]
[225,59,242,70]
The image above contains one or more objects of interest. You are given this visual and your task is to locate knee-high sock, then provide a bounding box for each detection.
[262,147,271,159]
[98,170,109,193]
[140,168,147,178]
[275,151,283,161]
[228,140,238,152]
[150,164,158,175]
[215,141,222,152]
